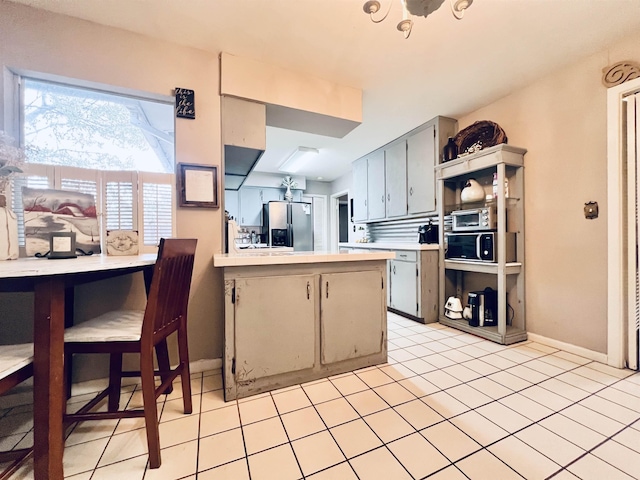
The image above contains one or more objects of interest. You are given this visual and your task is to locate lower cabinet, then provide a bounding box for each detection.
[389,256,418,317]
[223,262,388,400]
[234,275,316,381]
[321,271,384,364]
[388,250,439,324]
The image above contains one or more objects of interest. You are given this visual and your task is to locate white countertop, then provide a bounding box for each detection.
[340,242,439,251]
[214,250,395,267]
[0,254,157,279]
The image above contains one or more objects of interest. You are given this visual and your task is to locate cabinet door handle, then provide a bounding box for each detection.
[382,194,385,203]
[307,281,310,300]
[393,265,396,274]
[409,187,413,196]
[364,199,367,207]
[326,281,329,298]
[387,193,390,201]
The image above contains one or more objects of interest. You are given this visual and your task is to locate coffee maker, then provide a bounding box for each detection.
[467,288,497,327]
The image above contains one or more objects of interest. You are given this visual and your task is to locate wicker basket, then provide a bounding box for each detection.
[453,121,508,155]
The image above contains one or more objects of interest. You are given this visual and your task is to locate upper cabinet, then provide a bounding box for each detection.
[352,116,457,223]
[385,141,407,218]
[367,151,386,221]
[352,158,369,222]
[407,125,435,214]
[226,187,302,226]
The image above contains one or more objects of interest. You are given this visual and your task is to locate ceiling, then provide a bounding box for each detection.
[10,0,640,182]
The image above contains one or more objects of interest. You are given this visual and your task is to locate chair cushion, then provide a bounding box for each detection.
[0,343,34,380]
[64,310,144,343]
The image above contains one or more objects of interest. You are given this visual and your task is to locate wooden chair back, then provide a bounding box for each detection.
[141,238,197,343]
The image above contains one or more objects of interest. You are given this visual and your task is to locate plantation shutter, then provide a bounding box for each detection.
[104,171,136,231]
[140,172,174,247]
[11,171,51,246]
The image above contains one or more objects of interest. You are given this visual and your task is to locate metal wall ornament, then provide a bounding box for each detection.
[602,61,640,88]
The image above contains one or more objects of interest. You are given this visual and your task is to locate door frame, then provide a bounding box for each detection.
[330,189,349,251]
[607,76,640,369]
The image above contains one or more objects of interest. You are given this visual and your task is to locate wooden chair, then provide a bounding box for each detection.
[0,343,34,480]
[63,238,197,469]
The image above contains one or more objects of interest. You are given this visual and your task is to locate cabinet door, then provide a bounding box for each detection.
[234,275,316,383]
[352,158,368,222]
[224,189,239,221]
[390,260,418,316]
[367,150,386,220]
[320,270,384,364]
[262,187,281,204]
[385,141,408,218]
[239,187,263,226]
[407,125,436,214]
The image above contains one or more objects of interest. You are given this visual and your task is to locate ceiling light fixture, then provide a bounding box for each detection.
[278,147,320,174]
[363,0,473,39]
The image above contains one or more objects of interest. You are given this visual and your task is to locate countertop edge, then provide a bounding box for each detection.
[213,251,395,267]
[340,242,439,251]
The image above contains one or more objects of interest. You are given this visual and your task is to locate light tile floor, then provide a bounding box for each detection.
[2,312,640,479]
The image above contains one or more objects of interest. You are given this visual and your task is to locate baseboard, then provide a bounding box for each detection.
[0,358,223,410]
[527,333,609,364]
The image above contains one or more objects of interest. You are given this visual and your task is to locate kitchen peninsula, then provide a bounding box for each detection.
[213,250,395,400]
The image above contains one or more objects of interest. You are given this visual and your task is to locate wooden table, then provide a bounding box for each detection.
[0,254,156,480]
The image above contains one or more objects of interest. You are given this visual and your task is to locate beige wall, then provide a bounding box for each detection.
[0,2,224,377]
[457,30,640,354]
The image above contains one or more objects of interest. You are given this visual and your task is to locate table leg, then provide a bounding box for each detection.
[33,278,65,480]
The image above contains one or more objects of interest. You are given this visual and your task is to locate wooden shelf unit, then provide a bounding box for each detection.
[437,144,527,345]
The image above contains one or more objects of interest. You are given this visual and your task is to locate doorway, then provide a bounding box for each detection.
[330,190,350,251]
[608,76,640,370]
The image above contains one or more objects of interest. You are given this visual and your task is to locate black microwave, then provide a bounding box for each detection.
[445,232,516,262]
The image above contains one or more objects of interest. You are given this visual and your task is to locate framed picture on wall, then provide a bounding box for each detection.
[177,163,219,208]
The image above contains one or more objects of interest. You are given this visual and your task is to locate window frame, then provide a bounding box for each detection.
[6,69,177,255]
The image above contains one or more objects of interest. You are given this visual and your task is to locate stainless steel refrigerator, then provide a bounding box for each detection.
[263,201,313,251]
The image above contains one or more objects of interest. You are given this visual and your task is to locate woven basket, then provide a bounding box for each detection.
[453,121,508,155]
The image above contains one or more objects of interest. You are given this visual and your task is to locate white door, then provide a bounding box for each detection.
[302,194,327,251]
[352,158,368,222]
[407,125,436,214]
[627,91,640,370]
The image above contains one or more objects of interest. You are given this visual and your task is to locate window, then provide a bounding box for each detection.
[10,75,175,253]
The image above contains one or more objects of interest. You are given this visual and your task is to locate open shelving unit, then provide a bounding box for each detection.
[436,144,527,345]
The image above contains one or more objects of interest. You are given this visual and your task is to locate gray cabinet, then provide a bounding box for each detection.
[407,125,436,214]
[320,270,385,364]
[352,158,368,222]
[234,275,316,382]
[222,260,388,400]
[390,255,418,316]
[352,151,385,222]
[385,141,407,218]
[351,116,456,223]
[237,186,302,226]
[224,189,239,221]
[239,187,263,226]
[367,151,386,220]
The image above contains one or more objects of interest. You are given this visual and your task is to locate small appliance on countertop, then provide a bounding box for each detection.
[418,221,439,244]
[467,288,497,327]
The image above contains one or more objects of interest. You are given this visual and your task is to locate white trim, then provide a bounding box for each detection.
[527,333,608,365]
[0,357,224,409]
[607,76,640,368]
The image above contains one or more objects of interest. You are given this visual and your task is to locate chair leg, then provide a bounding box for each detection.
[140,349,161,469]
[177,325,192,414]
[155,339,174,395]
[108,353,123,412]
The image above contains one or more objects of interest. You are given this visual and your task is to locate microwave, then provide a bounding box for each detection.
[445,232,516,262]
[451,206,497,232]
